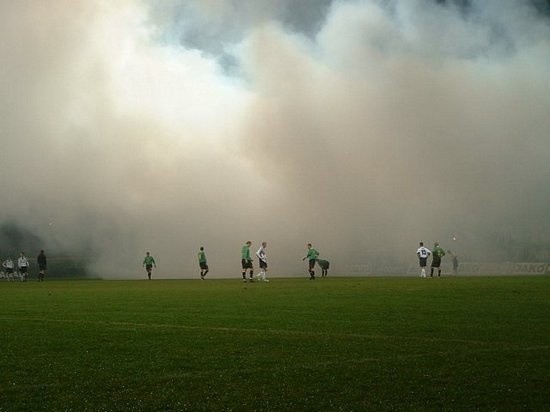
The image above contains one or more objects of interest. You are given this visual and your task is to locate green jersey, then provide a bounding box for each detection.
[307,248,319,260]
[241,245,252,261]
[432,246,446,259]
[143,255,155,265]
[198,251,207,264]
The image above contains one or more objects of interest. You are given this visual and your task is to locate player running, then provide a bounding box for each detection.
[241,241,254,282]
[416,242,431,278]
[302,243,319,280]
[430,242,446,277]
[142,251,156,280]
[2,257,14,281]
[255,242,269,282]
[198,247,209,280]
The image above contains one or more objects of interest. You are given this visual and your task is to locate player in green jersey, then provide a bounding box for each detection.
[302,243,319,280]
[430,242,446,277]
[241,241,254,282]
[198,247,209,280]
[142,251,156,280]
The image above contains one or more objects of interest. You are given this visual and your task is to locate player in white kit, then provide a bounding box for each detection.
[255,242,269,282]
[416,242,431,278]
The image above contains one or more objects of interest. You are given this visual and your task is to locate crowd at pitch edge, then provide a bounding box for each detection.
[1,250,47,281]
[142,242,331,281]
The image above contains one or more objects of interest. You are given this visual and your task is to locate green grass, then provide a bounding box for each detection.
[0,276,548,411]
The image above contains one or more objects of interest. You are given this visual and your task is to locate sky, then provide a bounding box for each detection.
[1,0,549,278]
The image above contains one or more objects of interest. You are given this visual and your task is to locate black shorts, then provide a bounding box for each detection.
[419,257,427,267]
[19,267,28,274]
[146,264,153,271]
[6,268,14,274]
[309,259,316,270]
[259,259,267,269]
[199,262,209,270]
[241,259,253,269]
[431,257,441,268]
[39,265,47,271]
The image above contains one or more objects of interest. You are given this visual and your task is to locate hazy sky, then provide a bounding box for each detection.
[1,0,549,277]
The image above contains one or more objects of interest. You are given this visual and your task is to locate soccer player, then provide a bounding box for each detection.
[448,250,459,275]
[316,259,330,277]
[416,242,431,278]
[37,250,47,282]
[302,243,319,280]
[142,251,156,280]
[18,252,30,281]
[198,246,209,280]
[255,242,269,282]
[2,257,14,281]
[241,241,254,282]
[430,242,446,277]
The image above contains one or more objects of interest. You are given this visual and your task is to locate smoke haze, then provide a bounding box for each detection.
[1,0,549,277]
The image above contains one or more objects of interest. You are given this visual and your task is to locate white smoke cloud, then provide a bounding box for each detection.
[1,0,549,277]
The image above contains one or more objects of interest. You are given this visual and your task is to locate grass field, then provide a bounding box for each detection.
[0,276,549,411]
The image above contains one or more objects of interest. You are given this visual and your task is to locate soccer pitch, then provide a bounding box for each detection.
[1,276,548,411]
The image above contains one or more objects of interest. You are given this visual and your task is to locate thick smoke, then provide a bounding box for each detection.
[1,1,549,277]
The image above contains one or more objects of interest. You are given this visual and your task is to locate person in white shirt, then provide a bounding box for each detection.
[18,252,30,281]
[255,242,269,282]
[416,242,431,278]
[2,257,14,280]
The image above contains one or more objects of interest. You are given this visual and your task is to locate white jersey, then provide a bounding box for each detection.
[18,257,29,268]
[256,246,267,263]
[417,247,431,259]
[3,259,14,269]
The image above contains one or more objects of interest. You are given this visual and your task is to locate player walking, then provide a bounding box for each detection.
[416,242,431,278]
[448,250,459,275]
[255,242,269,282]
[142,251,156,280]
[37,250,47,282]
[241,241,254,282]
[18,252,30,281]
[303,243,319,280]
[198,247,209,280]
[430,242,446,277]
